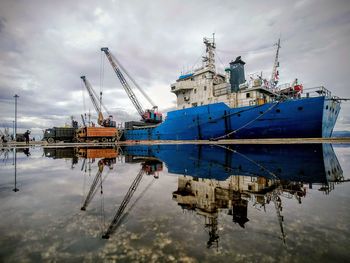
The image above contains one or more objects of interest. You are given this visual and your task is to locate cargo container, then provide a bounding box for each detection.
[75,127,119,142]
[77,147,118,159]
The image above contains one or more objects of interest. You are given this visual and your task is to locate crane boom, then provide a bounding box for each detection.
[101,47,162,124]
[80,76,116,127]
[81,76,101,115]
[110,55,156,108]
[101,48,145,118]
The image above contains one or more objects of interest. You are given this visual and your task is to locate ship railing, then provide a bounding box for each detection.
[302,86,331,98]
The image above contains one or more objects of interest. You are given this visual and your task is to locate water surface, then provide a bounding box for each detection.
[0,144,349,262]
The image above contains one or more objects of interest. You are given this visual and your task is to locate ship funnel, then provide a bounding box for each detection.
[229,56,246,93]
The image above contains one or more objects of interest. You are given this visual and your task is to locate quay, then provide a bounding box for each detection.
[1,137,350,149]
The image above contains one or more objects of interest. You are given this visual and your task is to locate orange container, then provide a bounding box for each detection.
[85,148,118,158]
[85,127,117,137]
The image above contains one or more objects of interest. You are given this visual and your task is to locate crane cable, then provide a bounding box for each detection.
[100,52,105,113]
[110,52,156,108]
[81,80,86,118]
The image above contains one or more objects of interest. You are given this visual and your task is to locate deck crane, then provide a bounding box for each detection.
[80,76,116,128]
[101,47,162,124]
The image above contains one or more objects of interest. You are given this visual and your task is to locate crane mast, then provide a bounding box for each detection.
[101,47,162,124]
[80,76,116,127]
[270,38,281,88]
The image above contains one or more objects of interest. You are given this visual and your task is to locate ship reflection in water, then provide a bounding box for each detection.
[122,143,345,248]
[1,143,348,261]
[43,143,345,245]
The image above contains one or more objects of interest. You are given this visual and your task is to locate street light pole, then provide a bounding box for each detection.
[14,94,19,141]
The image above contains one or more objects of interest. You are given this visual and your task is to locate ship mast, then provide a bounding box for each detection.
[270,38,281,88]
[202,33,216,72]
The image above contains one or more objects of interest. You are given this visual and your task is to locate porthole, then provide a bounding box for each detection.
[237,113,241,117]
[298,106,303,111]
[260,111,263,114]
[276,109,281,113]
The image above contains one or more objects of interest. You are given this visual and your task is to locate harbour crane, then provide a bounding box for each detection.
[101,47,163,124]
[80,76,116,127]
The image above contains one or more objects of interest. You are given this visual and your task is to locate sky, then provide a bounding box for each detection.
[0,0,349,138]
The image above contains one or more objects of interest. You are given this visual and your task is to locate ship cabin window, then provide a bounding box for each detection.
[204,86,207,91]
[183,106,185,109]
[192,102,198,107]
[326,105,329,110]
[246,93,250,98]
[201,102,203,105]
[194,89,197,94]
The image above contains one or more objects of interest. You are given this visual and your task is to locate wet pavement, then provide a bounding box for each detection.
[0,144,349,262]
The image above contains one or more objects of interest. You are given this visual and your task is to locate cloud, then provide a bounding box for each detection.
[0,0,349,136]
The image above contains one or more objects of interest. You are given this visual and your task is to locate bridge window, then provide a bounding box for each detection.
[298,106,303,111]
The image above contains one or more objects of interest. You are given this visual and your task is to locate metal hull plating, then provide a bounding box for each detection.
[124,96,340,140]
[122,144,342,183]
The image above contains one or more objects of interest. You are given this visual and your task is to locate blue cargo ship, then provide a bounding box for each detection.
[122,37,341,140]
[122,143,343,184]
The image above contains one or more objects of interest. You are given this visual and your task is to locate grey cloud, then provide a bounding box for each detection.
[0,0,349,133]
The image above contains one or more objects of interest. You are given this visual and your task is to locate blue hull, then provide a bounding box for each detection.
[123,143,341,184]
[123,96,340,140]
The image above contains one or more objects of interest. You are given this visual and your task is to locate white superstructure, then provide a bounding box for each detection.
[170,36,281,110]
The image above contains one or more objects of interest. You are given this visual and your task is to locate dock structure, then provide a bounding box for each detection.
[1,137,350,149]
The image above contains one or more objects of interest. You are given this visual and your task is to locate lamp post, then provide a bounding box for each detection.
[12,120,15,140]
[13,148,19,192]
[14,94,19,141]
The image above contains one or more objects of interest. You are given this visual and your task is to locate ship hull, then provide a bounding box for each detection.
[123,96,340,140]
